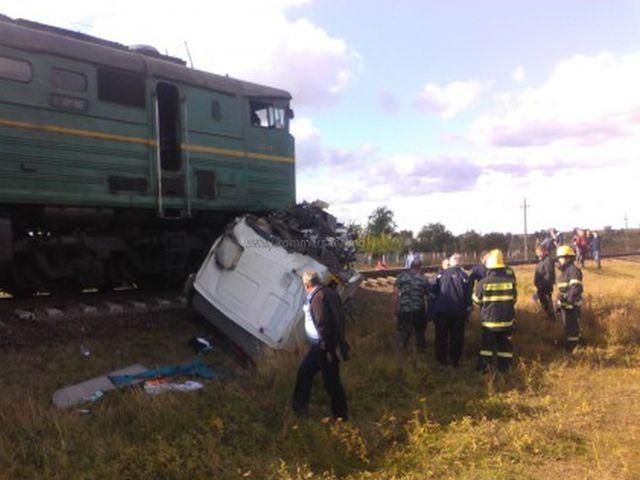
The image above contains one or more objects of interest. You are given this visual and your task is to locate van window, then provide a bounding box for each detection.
[52,68,87,92]
[249,100,286,129]
[97,68,146,108]
[0,56,32,82]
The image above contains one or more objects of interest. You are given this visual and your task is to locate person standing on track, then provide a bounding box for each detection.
[555,245,584,352]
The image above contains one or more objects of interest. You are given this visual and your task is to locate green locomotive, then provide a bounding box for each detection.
[0,16,295,292]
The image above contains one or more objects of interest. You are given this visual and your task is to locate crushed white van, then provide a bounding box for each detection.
[191,203,362,356]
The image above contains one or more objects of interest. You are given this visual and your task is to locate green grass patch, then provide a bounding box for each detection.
[1,260,639,479]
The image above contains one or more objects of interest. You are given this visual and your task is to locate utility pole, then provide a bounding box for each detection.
[624,212,630,253]
[521,198,530,260]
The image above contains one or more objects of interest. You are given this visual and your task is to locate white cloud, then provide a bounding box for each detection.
[470,52,640,147]
[417,80,484,118]
[290,117,320,142]
[511,65,526,82]
[3,0,359,107]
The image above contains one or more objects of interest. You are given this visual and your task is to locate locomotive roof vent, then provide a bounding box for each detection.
[128,44,161,56]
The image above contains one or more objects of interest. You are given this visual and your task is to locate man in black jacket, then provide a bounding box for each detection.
[292,271,348,420]
[534,244,556,321]
[431,253,472,367]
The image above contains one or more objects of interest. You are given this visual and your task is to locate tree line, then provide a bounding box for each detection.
[356,206,639,261]
[358,206,551,261]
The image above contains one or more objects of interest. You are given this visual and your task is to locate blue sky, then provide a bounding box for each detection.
[3,0,640,234]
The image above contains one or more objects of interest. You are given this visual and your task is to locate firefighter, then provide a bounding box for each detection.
[473,249,517,372]
[555,245,583,352]
[534,244,556,321]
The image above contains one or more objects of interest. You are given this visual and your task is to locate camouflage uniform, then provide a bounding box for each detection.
[395,271,429,352]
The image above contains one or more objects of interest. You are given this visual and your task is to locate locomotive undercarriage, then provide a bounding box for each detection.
[0,205,236,294]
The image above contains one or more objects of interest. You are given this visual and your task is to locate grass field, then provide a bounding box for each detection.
[1,260,639,479]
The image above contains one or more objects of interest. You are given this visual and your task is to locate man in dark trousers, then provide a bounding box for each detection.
[555,245,584,352]
[534,244,556,321]
[393,259,430,352]
[292,270,348,420]
[473,249,517,372]
[431,253,471,367]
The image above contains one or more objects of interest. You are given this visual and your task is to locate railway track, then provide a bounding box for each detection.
[1,251,636,324]
[0,287,186,323]
[358,251,640,280]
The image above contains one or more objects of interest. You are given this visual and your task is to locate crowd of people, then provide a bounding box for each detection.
[539,227,602,269]
[292,243,585,421]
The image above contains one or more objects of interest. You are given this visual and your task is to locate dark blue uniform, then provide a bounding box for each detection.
[534,255,556,321]
[468,263,487,287]
[431,266,471,366]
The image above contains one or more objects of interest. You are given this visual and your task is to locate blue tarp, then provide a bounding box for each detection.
[109,359,216,388]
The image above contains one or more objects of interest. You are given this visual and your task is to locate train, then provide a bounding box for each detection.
[0,15,296,293]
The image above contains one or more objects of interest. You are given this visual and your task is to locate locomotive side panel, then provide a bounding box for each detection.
[0,17,295,292]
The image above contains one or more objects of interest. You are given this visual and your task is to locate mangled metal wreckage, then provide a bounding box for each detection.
[191,202,362,356]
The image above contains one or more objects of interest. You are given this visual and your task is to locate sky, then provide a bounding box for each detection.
[3,0,640,234]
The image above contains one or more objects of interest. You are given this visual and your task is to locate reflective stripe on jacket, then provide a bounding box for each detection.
[557,263,583,309]
[473,268,517,330]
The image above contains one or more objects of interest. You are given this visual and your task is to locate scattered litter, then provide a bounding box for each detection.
[143,379,204,395]
[77,408,91,414]
[189,336,215,354]
[109,359,217,388]
[80,345,91,357]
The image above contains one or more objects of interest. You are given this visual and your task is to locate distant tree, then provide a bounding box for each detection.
[361,234,403,257]
[397,230,414,252]
[367,206,397,236]
[417,223,455,253]
[457,230,482,254]
[482,232,509,253]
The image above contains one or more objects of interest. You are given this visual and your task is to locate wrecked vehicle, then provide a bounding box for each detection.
[191,202,363,357]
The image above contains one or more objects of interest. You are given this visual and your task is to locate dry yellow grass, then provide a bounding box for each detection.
[0,259,639,479]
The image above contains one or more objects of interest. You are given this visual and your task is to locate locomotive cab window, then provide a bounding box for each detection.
[97,68,146,108]
[0,56,32,82]
[51,68,87,92]
[249,100,287,130]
